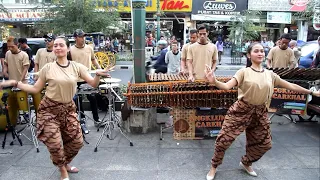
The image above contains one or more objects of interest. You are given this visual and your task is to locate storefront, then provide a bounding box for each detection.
[248,0,315,42]
[0,7,45,40]
[190,0,248,41]
[109,0,193,45]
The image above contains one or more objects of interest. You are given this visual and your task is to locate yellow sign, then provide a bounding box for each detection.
[97,0,192,12]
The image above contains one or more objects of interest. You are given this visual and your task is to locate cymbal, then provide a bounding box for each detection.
[89,69,115,74]
[100,78,121,83]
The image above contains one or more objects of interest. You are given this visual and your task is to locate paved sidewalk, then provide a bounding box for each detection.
[0,113,319,180]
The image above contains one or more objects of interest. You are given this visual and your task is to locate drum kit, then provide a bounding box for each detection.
[1,81,41,153]
[76,71,133,151]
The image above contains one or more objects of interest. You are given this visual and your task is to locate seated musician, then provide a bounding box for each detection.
[152,40,168,73]
[69,29,106,131]
[3,36,41,117]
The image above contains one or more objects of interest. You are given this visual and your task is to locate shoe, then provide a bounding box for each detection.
[206,173,215,180]
[94,119,107,127]
[80,122,89,134]
[239,162,257,177]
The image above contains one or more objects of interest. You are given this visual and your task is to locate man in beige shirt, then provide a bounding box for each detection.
[267,33,295,68]
[3,37,29,82]
[180,29,198,74]
[187,25,218,81]
[70,29,103,130]
[34,34,57,77]
[3,36,41,117]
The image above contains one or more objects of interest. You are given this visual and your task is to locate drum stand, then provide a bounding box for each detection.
[94,83,133,152]
[76,93,91,144]
[12,94,40,152]
[1,92,23,149]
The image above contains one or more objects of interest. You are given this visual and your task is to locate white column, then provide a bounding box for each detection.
[297,20,308,42]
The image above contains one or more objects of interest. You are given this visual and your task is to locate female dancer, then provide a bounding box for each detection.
[0,37,111,180]
[205,42,320,180]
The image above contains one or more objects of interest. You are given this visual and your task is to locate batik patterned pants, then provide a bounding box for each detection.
[37,96,83,167]
[212,100,272,168]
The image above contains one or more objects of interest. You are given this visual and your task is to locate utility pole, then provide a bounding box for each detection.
[132,0,147,83]
[156,0,160,41]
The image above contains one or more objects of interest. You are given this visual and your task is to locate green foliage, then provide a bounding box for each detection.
[228,10,262,43]
[293,0,319,21]
[0,4,8,13]
[35,0,121,35]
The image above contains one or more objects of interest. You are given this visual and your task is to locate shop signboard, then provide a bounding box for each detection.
[172,108,227,140]
[192,0,248,16]
[267,12,292,24]
[313,6,320,30]
[248,0,310,12]
[95,0,192,12]
[0,9,45,22]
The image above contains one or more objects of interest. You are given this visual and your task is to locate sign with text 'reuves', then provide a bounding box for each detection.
[192,0,248,16]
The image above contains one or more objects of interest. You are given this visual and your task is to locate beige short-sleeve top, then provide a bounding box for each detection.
[39,61,88,103]
[34,48,57,70]
[233,67,281,106]
[70,45,95,69]
[187,42,218,80]
[4,51,30,81]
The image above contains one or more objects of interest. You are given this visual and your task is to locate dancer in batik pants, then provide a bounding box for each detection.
[0,37,112,180]
[204,42,320,180]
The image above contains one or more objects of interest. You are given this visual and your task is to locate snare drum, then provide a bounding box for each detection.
[99,83,120,95]
[0,89,18,131]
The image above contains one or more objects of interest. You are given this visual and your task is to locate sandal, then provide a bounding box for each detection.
[66,165,79,173]
[61,178,69,180]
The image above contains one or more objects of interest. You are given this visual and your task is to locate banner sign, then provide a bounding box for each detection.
[248,0,309,12]
[95,0,192,12]
[269,88,308,115]
[172,108,227,140]
[0,9,45,22]
[267,12,292,24]
[192,0,248,16]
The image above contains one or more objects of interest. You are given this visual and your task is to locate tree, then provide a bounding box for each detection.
[35,0,121,35]
[228,10,262,45]
[293,0,320,21]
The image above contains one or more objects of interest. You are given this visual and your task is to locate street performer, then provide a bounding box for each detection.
[69,29,104,132]
[3,36,41,117]
[204,42,320,180]
[34,34,57,75]
[187,25,218,82]
[180,29,197,74]
[0,37,111,180]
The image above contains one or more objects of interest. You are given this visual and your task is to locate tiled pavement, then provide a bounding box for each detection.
[0,112,319,180]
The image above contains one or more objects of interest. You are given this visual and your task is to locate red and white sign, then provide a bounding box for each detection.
[313,6,320,30]
[289,0,310,11]
[0,10,45,22]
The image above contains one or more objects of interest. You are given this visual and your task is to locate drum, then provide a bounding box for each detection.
[10,87,28,111]
[0,89,18,131]
[99,83,120,95]
[32,93,42,112]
